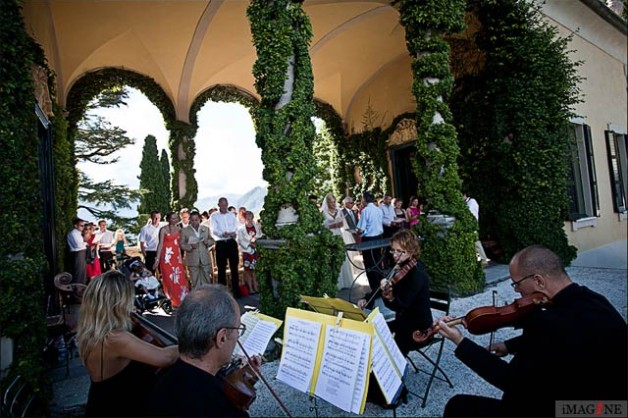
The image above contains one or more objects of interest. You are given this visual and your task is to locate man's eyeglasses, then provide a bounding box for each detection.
[224,324,247,336]
[511,273,535,288]
[389,249,407,255]
[78,224,86,228]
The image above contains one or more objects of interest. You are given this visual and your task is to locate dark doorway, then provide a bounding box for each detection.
[390,143,418,204]
[36,104,57,297]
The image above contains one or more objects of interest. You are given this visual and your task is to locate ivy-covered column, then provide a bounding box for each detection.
[399,0,484,294]
[169,120,198,210]
[248,0,344,318]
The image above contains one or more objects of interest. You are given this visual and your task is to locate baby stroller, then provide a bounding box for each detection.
[118,255,173,315]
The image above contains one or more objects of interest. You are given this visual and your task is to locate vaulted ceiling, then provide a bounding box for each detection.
[22,0,414,131]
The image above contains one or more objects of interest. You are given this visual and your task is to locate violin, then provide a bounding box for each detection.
[363,258,418,308]
[413,292,551,344]
[217,357,259,412]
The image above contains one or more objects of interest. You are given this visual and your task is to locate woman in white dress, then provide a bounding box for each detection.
[322,193,357,290]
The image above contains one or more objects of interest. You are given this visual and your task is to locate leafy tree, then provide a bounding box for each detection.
[138,135,168,216]
[75,90,141,229]
[78,172,141,230]
[74,115,133,164]
[160,148,172,211]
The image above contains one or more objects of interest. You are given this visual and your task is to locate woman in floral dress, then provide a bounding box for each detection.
[153,211,189,308]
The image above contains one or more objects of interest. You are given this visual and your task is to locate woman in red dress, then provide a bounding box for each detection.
[83,223,102,280]
[153,211,189,308]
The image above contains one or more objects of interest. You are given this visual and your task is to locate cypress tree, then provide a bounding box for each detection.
[138,135,162,215]
[159,149,171,213]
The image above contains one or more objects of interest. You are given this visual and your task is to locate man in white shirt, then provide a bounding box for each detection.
[94,219,114,271]
[66,217,87,284]
[210,197,241,298]
[139,210,166,273]
[380,194,396,238]
[463,191,490,265]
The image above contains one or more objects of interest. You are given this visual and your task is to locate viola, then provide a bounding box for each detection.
[217,357,259,412]
[413,292,551,344]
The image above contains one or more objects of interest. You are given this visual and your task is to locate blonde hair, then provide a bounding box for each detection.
[76,271,134,359]
[114,229,127,243]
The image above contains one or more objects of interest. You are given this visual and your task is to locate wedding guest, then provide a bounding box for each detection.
[153,212,190,308]
[66,217,87,285]
[237,211,261,294]
[406,196,421,228]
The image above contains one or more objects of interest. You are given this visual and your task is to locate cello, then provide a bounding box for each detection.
[412,292,550,344]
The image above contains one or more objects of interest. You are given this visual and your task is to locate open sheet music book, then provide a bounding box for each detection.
[276,308,372,414]
[234,311,283,357]
[275,301,407,414]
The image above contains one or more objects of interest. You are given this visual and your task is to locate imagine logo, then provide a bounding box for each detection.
[556,401,627,417]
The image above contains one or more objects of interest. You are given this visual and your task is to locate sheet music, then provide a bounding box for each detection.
[276,316,322,393]
[235,311,281,356]
[351,329,371,414]
[314,326,368,413]
[370,334,403,404]
[239,320,279,356]
[371,312,407,375]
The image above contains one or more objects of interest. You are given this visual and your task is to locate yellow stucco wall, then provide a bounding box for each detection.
[544,2,628,252]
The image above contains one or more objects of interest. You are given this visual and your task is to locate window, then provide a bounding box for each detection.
[566,122,600,221]
[605,129,627,213]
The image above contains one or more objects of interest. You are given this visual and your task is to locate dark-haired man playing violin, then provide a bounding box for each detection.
[432,245,627,417]
[148,284,261,417]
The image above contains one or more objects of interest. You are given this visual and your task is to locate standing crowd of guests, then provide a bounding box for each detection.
[66,197,263,309]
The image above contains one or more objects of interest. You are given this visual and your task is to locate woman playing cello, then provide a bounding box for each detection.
[358,229,433,355]
[77,271,178,417]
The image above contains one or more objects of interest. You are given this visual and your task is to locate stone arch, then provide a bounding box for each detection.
[189,84,260,127]
[66,68,176,130]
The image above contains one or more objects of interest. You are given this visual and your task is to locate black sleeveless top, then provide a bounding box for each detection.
[85,343,158,417]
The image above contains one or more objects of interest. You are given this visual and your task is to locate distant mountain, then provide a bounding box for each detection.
[78,185,268,223]
[195,186,267,215]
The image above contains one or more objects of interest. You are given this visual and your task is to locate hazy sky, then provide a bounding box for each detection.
[78,88,267,200]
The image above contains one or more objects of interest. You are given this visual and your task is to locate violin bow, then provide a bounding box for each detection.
[362,265,397,308]
[236,340,293,418]
[488,290,497,351]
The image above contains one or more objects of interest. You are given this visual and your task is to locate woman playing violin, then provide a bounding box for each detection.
[148,284,262,417]
[358,229,433,355]
[436,246,627,417]
[77,271,179,417]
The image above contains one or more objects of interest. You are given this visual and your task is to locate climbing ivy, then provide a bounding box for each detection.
[0,0,49,401]
[248,0,344,319]
[399,0,484,295]
[451,0,580,264]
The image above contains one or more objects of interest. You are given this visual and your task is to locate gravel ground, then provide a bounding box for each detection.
[247,265,627,418]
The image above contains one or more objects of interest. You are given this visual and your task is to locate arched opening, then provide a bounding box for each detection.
[193,101,267,216]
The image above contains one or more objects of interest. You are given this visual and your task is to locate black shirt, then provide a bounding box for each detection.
[454,283,628,417]
[148,359,249,417]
